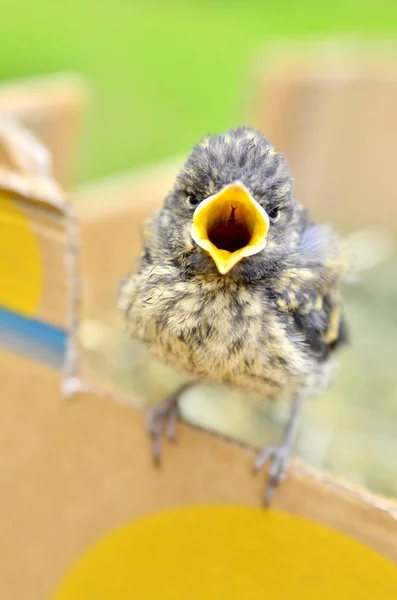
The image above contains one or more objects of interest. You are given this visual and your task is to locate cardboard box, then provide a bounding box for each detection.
[249,39,397,233]
[1,80,397,599]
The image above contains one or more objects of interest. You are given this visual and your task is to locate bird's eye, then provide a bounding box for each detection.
[186,194,200,209]
[268,207,281,222]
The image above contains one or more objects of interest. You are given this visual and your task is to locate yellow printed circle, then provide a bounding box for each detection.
[0,195,42,316]
[52,506,397,599]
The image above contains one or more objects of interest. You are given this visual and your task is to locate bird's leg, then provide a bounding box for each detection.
[253,394,304,506]
[146,382,196,465]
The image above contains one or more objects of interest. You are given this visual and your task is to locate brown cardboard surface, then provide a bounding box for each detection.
[77,161,180,320]
[1,347,397,600]
[251,41,397,232]
[0,74,86,188]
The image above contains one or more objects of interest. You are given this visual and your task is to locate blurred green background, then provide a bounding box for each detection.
[2,0,397,181]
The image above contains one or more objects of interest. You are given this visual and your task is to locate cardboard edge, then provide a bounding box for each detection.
[0,118,84,395]
[76,155,183,216]
[0,72,89,98]
[82,359,397,520]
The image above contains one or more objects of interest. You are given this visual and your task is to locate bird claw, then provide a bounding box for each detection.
[146,395,180,465]
[253,444,291,507]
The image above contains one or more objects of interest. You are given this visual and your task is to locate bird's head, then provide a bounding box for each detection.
[154,127,304,281]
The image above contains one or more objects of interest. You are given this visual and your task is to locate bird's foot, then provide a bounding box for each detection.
[253,443,291,507]
[146,383,194,465]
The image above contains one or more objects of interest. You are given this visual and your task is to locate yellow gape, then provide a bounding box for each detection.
[191,182,269,274]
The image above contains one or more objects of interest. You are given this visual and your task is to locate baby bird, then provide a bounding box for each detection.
[118,127,348,504]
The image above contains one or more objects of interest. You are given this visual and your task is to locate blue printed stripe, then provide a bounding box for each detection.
[0,306,67,368]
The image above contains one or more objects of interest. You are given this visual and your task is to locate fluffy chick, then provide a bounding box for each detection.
[118,126,348,504]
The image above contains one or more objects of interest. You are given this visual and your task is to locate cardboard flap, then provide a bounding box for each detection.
[0,120,80,376]
[0,74,87,189]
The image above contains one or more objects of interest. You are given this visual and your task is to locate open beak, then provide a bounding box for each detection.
[191,181,269,274]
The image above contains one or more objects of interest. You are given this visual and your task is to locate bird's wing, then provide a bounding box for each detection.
[273,224,349,361]
[291,292,348,361]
